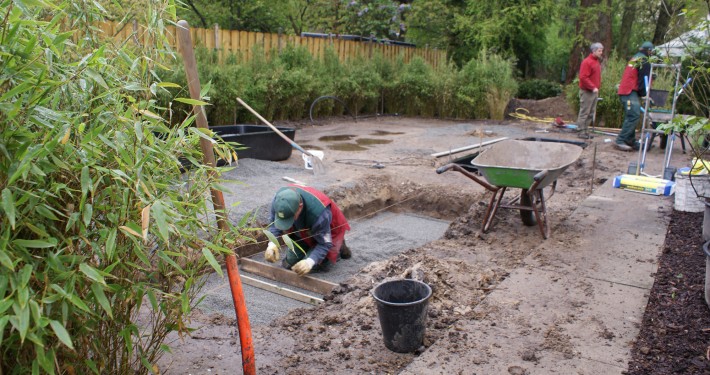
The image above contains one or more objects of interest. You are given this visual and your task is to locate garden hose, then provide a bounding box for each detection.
[508,107,559,123]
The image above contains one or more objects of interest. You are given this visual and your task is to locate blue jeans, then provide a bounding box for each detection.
[617,92,640,145]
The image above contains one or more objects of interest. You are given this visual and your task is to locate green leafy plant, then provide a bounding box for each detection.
[0,2,249,373]
[517,79,562,100]
[459,51,518,120]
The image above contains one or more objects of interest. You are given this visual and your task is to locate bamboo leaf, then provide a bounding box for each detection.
[157,82,181,88]
[60,126,71,144]
[49,320,75,350]
[138,109,163,120]
[201,248,223,277]
[2,189,16,229]
[84,68,108,89]
[147,289,158,310]
[0,315,9,344]
[0,247,15,270]
[16,304,30,343]
[79,263,106,285]
[81,166,91,197]
[152,202,169,242]
[67,294,91,313]
[90,283,113,319]
[119,224,142,238]
[0,299,13,315]
[85,359,99,374]
[263,230,279,245]
[141,205,151,243]
[156,251,184,275]
[36,205,59,220]
[82,203,93,226]
[174,97,210,106]
[13,238,57,248]
[105,228,117,261]
[17,286,29,309]
[35,343,53,373]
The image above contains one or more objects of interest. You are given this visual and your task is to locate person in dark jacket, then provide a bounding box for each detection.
[576,42,604,139]
[264,185,351,275]
[615,41,654,151]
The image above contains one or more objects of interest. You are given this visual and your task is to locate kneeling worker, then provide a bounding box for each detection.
[265,185,351,275]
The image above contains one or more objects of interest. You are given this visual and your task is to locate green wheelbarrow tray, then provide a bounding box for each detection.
[436,139,583,239]
[472,139,583,189]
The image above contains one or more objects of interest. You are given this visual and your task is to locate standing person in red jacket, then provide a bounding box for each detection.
[615,41,654,151]
[264,185,351,275]
[576,42,604,139]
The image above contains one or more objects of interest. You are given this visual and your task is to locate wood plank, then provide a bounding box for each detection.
[240,275,323,305]
[239,258,338,296]
[230,30,239,56]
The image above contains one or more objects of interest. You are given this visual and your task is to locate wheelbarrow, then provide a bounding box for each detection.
[436,139,583,239]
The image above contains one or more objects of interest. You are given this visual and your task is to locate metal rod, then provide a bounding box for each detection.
[240,274,324,305]
[431,137,508,158]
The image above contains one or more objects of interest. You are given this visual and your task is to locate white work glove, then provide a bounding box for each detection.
[264,242,279,263]
[292,258,315,276]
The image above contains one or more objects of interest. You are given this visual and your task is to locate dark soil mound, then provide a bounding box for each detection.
[627,210,710,374]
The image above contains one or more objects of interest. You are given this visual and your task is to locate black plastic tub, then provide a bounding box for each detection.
[211,125,296,161]
[451,151,482,173]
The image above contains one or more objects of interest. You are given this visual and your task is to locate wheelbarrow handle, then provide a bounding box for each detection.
[435,165,452,174]
[436,163,498,192]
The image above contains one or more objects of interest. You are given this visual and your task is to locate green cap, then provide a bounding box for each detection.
[640,41,654,50]
[273,189,300,230]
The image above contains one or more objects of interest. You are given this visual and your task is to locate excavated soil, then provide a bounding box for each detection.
[159,96,710,374]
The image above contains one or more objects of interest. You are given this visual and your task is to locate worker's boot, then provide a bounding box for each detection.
[339,239,352,259]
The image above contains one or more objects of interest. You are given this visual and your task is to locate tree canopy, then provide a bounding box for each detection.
[135,0,710,80]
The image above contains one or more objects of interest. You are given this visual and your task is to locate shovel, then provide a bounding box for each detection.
[236,97,326,174]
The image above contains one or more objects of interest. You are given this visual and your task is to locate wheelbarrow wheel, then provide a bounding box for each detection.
[519,189,537,226]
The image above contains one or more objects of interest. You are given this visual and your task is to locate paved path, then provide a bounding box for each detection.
[403,177,673,374]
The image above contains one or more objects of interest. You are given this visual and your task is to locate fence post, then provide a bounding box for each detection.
[278,27,283,53]
[214,24,220,49]
[214,24,221,62]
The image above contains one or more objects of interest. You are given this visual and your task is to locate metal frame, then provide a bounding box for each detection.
[436,164,557,239]
[635,63,682,177]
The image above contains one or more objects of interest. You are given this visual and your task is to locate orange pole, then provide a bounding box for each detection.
[177,20,256,374]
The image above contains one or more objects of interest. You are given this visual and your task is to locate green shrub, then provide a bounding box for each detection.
[339,56,383,116]
[431,60,463,118]
[395,56,436,116]
[156,36,521,123]
[459,52,518,119]
[1,3,245,374]
[517,79,562,100]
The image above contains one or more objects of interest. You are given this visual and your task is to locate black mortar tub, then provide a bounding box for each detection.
[211,125,296,161]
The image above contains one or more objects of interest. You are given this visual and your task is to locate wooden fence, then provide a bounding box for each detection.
[100,20,446,67]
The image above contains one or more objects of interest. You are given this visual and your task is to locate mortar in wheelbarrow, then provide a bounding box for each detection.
[471,139,583,189]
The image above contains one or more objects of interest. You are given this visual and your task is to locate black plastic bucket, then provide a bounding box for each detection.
[371,279,432,353]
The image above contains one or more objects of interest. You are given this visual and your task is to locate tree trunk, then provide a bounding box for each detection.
[617,0,638,59]
[653,0,686,45]
[566,0,612,83]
